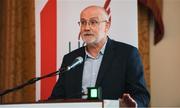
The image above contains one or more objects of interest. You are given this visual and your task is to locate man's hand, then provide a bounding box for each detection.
[120,93,137,108]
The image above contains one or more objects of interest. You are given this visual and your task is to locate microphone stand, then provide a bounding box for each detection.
[0,67,68,104]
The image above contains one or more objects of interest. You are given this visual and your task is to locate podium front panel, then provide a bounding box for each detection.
[0,102,102,108]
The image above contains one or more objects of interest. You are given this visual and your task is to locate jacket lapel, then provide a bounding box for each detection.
[75,47,86,89]
[95,38,115,86]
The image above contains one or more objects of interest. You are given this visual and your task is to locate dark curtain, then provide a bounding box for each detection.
[139,0,164,45]
[138,0,163,93]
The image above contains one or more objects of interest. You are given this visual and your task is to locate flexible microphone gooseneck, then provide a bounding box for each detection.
[0,56,84,102]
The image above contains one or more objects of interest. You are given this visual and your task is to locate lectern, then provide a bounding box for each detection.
[0,99,119,108]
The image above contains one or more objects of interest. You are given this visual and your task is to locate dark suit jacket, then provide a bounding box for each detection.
[49,38,150,107]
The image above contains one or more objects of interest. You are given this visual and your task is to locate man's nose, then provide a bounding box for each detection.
[84,23,91,30]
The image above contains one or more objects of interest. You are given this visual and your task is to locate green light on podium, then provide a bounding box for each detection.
[90,89,98,98]
[87,87,102,100]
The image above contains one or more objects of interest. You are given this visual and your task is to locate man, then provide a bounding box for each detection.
[49,5,150,107]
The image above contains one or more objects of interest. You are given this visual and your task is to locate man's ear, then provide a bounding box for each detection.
[105,21,110,32]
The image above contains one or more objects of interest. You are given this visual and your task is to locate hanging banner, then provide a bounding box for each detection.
[35,0,137,101]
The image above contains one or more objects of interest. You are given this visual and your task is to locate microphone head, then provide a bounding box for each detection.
[67,56,83,71]
[58,56,84,73]
[76,56,83,64]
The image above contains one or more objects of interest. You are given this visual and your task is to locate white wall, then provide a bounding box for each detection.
[150,0,180,106]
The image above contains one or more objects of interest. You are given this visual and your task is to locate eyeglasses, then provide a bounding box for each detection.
[78,20,107,27]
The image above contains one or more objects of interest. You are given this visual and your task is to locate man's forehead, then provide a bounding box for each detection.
[80,7,107,20]
[80,17,99,21]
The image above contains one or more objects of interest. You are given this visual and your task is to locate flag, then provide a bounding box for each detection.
[104,0,111,23]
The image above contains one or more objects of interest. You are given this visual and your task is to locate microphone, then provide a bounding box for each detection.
[66,56,83,71]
